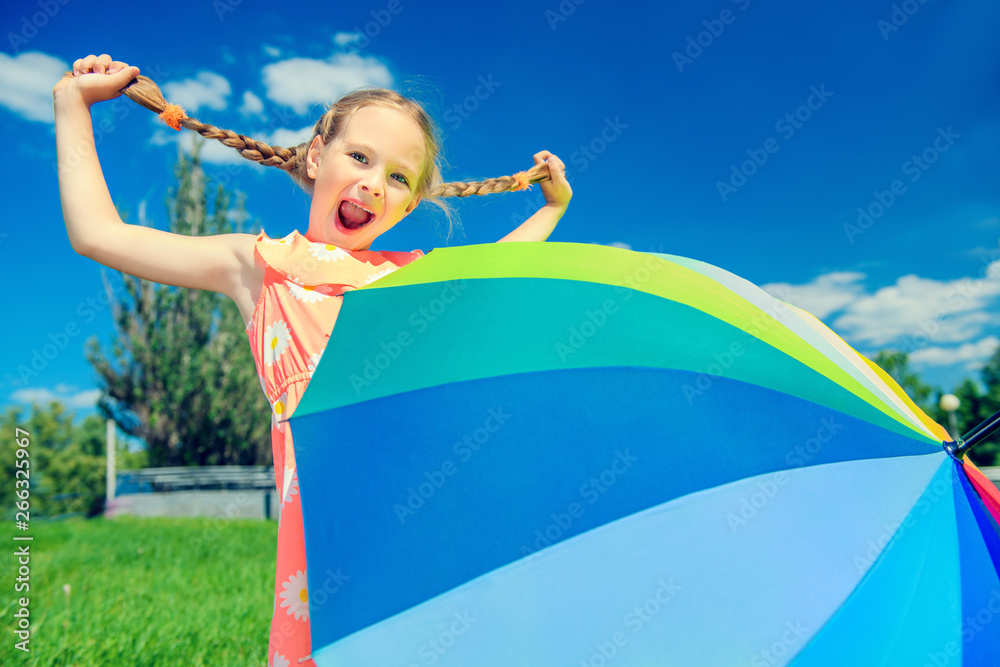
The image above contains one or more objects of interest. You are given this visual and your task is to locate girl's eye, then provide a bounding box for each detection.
[392,173,409,186]
[349,152,368,163]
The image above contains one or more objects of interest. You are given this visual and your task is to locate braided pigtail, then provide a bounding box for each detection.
[432,162,550,198]
[119,75,312,187]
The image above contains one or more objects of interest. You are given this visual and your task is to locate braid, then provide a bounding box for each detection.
[118,74,551,203]
[432,162,550,198]
[119,75,307,177]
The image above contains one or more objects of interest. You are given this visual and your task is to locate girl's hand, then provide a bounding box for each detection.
[534,150,572,210]
[52,54,139,107]
[497,151,572,243]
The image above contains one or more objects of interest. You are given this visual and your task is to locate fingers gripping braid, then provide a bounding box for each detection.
[114,73,550,197]
[118,75,301,172]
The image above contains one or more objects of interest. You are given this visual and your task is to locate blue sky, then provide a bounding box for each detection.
[2,0,999,419]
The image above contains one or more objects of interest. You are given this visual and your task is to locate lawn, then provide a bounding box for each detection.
[1,516,277,666]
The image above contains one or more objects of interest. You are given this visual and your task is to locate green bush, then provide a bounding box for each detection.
[1,402,147,519]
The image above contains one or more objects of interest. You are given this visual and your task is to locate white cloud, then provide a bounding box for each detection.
[261,53,393,115]
[264,45,282,58]
[334,32,361,47]
[238,90,264,116]
[11,387,101,409]
[832,267,1000,347]
[910,336,1000,371]
[605,241,632,250]
[268,125,315,149]
[162,71,231,112]
[762,271,866,319]
[0,51,68,123]
[151,123,314,167]
[766,261,1000,371]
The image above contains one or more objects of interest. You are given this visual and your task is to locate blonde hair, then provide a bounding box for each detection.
[119,76,549,236]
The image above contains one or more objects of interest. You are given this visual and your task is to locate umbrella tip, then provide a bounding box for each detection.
[944,439,969,460]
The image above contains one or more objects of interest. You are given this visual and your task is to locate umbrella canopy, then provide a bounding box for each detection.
[290,242,1000,666]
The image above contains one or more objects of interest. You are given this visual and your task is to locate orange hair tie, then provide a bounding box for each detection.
[511,171,531,192]
[158,103,187,131]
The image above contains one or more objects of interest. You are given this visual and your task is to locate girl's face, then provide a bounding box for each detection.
[305,105,425,251]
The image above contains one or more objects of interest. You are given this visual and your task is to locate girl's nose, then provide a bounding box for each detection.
[361,179,383,198]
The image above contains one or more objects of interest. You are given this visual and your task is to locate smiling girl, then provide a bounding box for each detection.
[54,53,572,666]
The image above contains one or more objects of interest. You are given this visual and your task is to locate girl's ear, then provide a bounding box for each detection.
[305,136,325,180]
[404,195,421,214]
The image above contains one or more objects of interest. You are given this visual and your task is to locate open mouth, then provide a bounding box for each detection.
[338,201,375,230]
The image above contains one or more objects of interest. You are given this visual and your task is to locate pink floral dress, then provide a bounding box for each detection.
[245,230,423,667]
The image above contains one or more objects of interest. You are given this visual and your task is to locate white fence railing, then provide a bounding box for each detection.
[115,466,275,494]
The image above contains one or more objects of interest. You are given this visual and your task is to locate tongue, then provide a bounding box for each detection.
[339,201,371,229]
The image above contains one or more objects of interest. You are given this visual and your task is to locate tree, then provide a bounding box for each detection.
[870,345,1000,467]
[1,402,145,518]
[870,350,935,413]
[85,146,271,467]
[930,346,1000,467]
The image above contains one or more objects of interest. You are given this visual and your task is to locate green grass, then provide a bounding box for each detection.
[0,516,276,666]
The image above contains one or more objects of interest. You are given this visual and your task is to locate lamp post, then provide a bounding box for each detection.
[939,393,961,441]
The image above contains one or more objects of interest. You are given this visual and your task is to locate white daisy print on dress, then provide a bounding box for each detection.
[264,320,291,367]
[307,351,324,374]
[363,265,399,285]
[285,278,335,304]
[271,652,290,667]
[309,242,349,262]
[282,467,299,506]
[279,570,310,621]
[271,391,289,433]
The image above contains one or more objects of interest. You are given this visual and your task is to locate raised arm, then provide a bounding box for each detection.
[54,54,260,319]
[498,151,572,243]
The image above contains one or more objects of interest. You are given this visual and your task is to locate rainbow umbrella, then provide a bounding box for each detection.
[290,242,1000,666]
